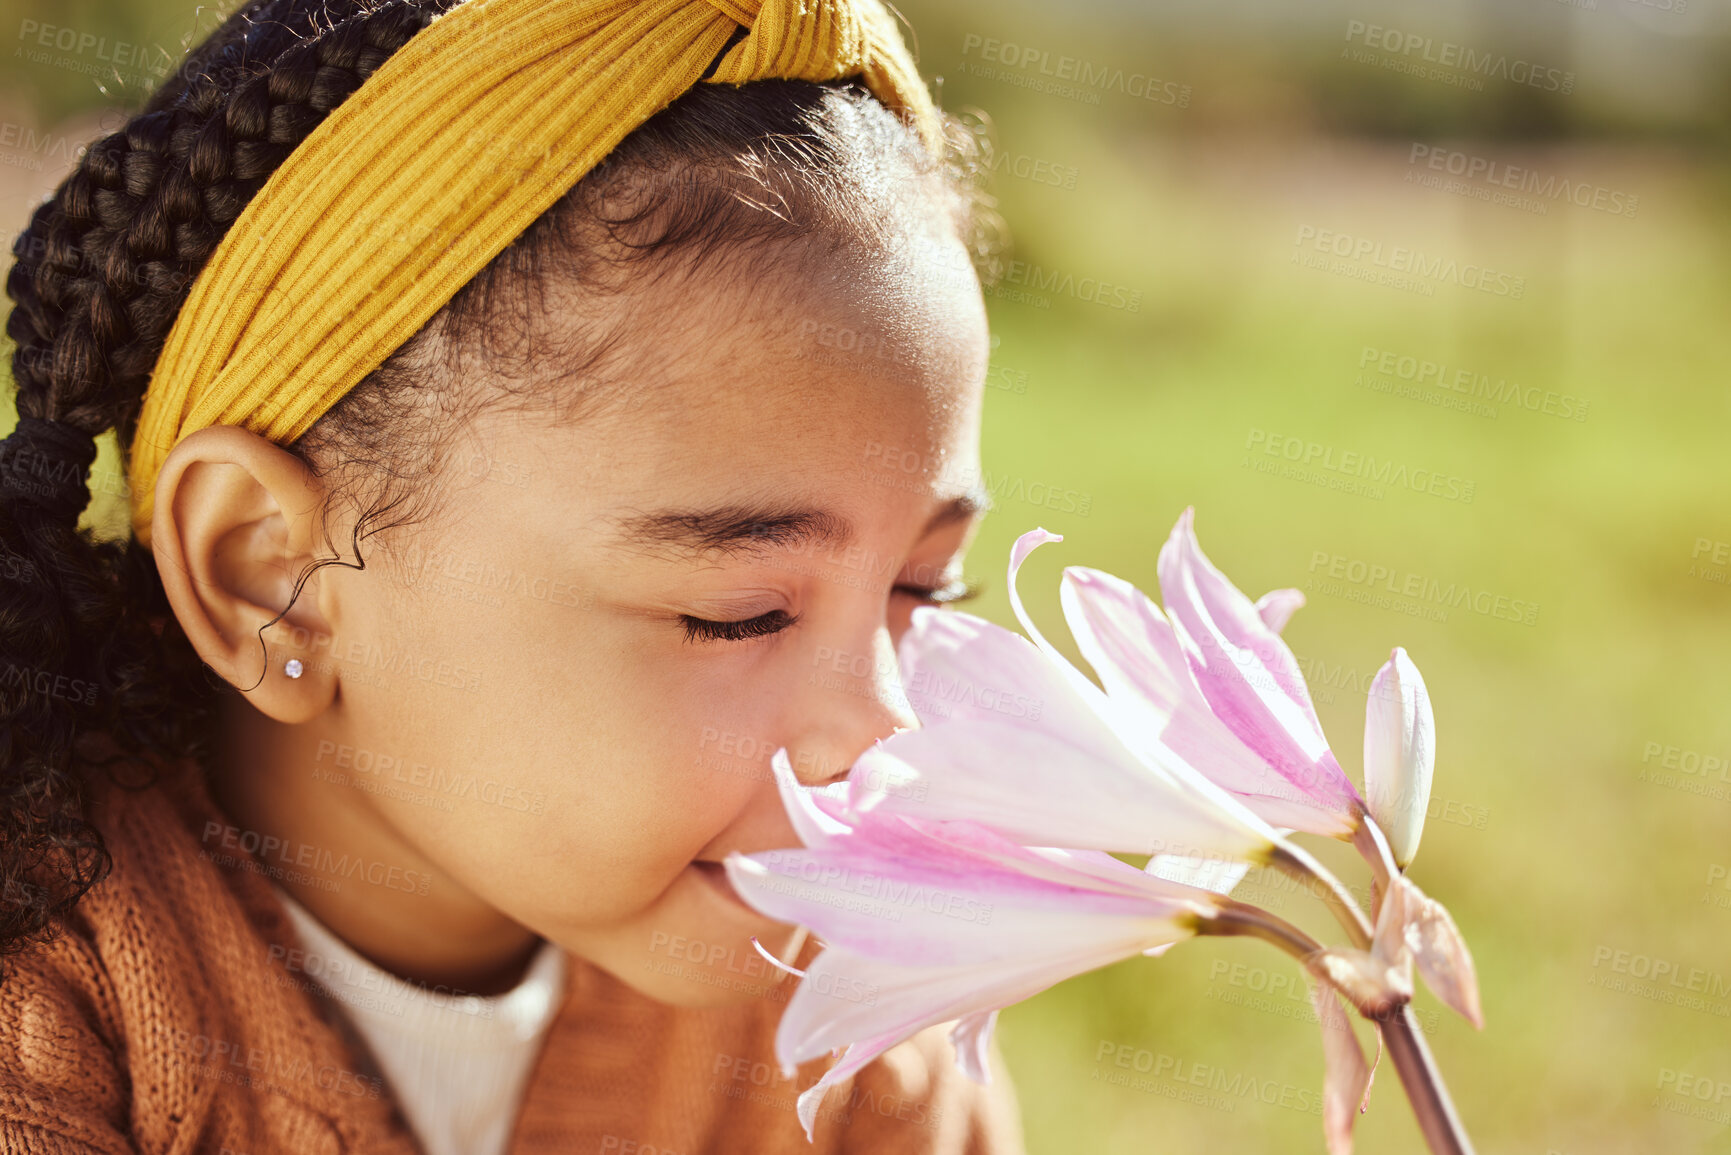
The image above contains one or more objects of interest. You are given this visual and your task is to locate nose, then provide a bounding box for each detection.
[785,622,919,787]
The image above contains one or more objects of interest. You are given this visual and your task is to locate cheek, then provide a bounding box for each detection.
[326,572,769,923]
[659,662,793,789]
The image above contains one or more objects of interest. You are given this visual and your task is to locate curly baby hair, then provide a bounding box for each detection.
[1,0,1002,975]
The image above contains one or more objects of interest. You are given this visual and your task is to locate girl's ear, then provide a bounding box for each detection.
[149,425,340,722]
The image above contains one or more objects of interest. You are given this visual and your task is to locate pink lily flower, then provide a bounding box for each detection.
[850,529,1292,881]
[726,751,1227,1140]
[1053,553,1358,839]
[863,519,1359,856]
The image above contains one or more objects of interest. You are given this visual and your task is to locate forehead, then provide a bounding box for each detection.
[419,212,993,573]
[515,228,991,529]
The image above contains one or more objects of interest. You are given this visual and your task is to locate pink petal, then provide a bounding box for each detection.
[1160,510,1321,722]
[881,542,1283,858]
[1008,528,1066,658]
[725,819,1213,969]
[771,748,852,849]
[1310,984,1371,1155]
[727,848,1194,968]
[1059,566,1354,837]
[893,607,1131,758]
[882,819,1181,902]
[775,943,1142,1073]
[851,722,1274,862]
[1157,509,1364,821]
[1005,527,1111,706]
[1255,587,1306,633]
[730,817,1217,1107]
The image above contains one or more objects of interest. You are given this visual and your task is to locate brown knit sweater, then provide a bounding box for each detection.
[0,758,1025,1154]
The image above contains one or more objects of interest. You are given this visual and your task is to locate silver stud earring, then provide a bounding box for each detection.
[284,658,304,679]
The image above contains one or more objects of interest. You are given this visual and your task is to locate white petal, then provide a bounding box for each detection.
[949,1010,998,1084]
[1145,853,1250,897]
[1363,649,1436,869]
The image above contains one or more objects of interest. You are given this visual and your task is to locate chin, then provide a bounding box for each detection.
[578,861,810,1010]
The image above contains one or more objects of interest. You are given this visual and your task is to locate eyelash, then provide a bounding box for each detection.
[906,578,982,606]
[681,609,801,645]
[678,580,981,644]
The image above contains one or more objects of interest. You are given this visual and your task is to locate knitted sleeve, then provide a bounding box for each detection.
[0,927,138,1154]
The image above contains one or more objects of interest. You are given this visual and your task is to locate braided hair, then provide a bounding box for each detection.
[1,0,1001,973]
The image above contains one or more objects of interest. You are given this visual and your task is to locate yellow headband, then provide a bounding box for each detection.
[128,0,939,544]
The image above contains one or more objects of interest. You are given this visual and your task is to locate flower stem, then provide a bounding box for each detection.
[1201,898,1479,1155]
[1352,817,1399,919]
[1378,1004,1477,1155]
[1199,900,1325,960]
[1269,841,1373,949]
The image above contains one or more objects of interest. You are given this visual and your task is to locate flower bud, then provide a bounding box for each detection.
[1363,647,1435,869]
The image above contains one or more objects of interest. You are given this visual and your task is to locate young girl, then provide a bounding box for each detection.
[0,0,1024,1151]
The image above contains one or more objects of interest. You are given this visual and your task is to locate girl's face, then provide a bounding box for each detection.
[213,222,990,1007]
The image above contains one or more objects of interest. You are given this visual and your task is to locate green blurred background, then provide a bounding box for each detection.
[4,0,1729,1150]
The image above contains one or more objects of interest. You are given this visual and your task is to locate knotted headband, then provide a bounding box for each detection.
[128,0,940,544]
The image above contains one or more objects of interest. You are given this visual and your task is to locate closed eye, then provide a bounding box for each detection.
[681,609,800,644]
[895,579,982,605]
[679,580,977,643]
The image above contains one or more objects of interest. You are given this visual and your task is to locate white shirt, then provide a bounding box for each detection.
[271,884,568,1155]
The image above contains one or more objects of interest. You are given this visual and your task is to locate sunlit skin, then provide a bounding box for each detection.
[147,210,990,1009]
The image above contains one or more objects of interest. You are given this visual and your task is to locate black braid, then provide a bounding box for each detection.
[0,0,457,974]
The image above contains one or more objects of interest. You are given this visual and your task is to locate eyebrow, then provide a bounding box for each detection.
[617,504,853,558]
[615,485,992,559]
